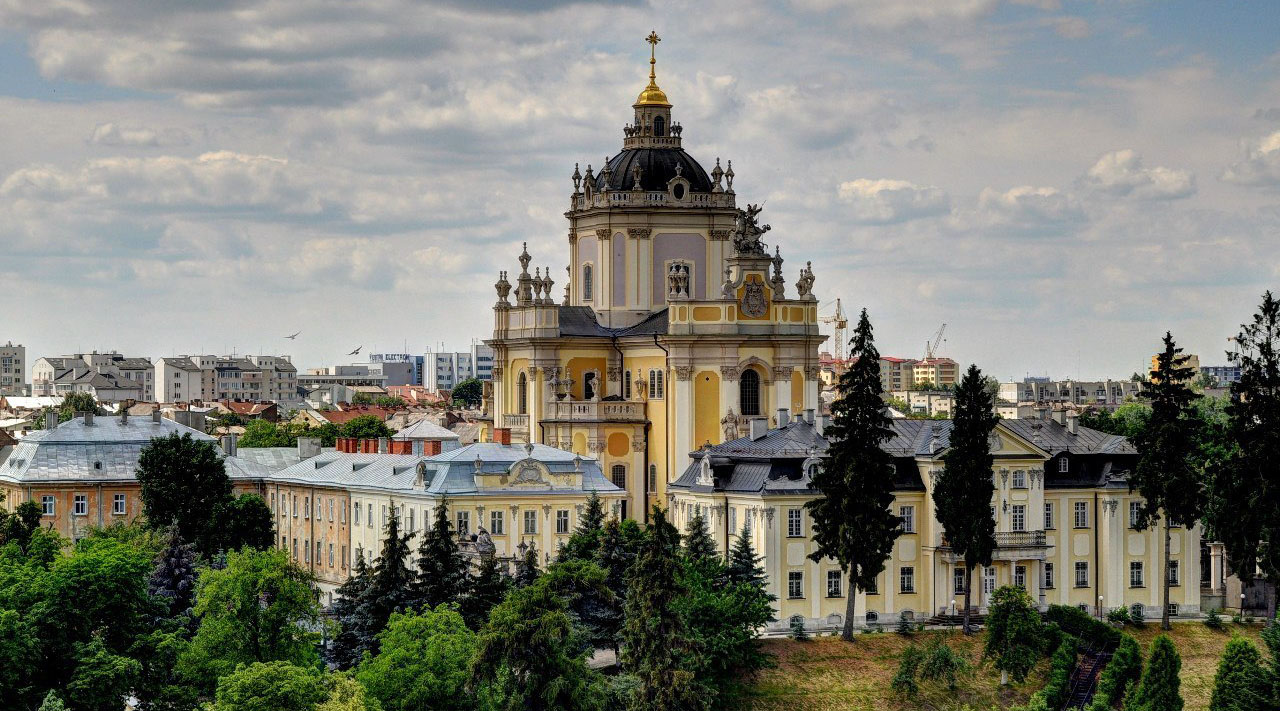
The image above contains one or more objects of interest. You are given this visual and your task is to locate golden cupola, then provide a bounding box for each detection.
[634,31,671,107]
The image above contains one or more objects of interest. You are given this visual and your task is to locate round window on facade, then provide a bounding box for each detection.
[672,183,685,200]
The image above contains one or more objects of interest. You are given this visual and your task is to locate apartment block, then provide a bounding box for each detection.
[425,344,495,392]
[155,354,298,403]
[31,352,154,403]
[999,379,1142,409]
[0,342,26,397]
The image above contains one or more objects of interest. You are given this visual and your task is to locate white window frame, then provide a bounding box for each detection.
[788,571,804,599]
[1059,457,1069,473]
[1075,561,1089,588]
[1168,560,1180,586]
[524,510,537,534]
[899,505,915,534]
[556,509,570,534]
[787,508,803,537]
[1130,561,1144,588]
[826,570,842,598]
[1044,502,1055,530]
[491,510,504,535]
[1074,501,1088,529]
[41,495,54,517]
[112,493,126,515]
[648,369,665,399]
[73,494,87,516]
[900,566,916,594]
[954,567,965,594]
[1014,565,1027,589]
[1012,504,1026,532]
[1012,470,1026,488]
[1129,501,1141,529]
[982,566,996,595]
[1044,562,1055,589]
[456,511,470,536]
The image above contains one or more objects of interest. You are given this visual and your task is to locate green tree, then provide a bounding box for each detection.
[806,309,902,641]
[208,661,328,711]
[983,585,1043,684]
[340,415,394,440]
[1085,634,1142,711]
[178,548,322,694]
[514,542,541,588]
[1132,332,1201,630]
[539,560,617,654]
[317,674,383,711]
[66,634,142,711]
[356,607,477,711]
[312,422,341,447]
[0,494,43,552]
[358,503,417,657]
[1129,634,1184,711]
[414,500,470,610]
[1209,292,1280,583]
[932,364,998,634]
[37,691,68,711]
[592,518,644,653]
[238,419,297,448]
[136,432,232,555]
[148,524,198,624]
[452,378,483,407]
[462,555,510,630]
[558,491,606,562]
[726,525,769,592]
[1210,636,1271,711]
[682,511,718,565]
[675,553,774,699]
[620,507,707,711]
[471,572,606,711]
[329,555,373,670]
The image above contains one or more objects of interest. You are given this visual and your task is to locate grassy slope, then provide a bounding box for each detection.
[743,623,1264,711]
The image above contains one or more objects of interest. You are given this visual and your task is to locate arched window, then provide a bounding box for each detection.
[516,371,528,415]
[611,464,626,489]
[653,115,665,137]
[740,368,761,416]
[582,264,593,301]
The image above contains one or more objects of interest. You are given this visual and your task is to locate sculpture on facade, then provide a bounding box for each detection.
[721,266,735,299]
[796,260,815,299]
[722,408,741,441]
[732,203,770,255]
[475,528,496,561]
[667,262,690,299]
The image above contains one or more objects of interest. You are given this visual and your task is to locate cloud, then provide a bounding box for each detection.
[975,185,1085,229]
[89,122,191,147]
[1053,16,1090,39]
[1222,131,1280,187]
[837,178,950,223]
[788,0,1000,29]
[1080,149,1195,200]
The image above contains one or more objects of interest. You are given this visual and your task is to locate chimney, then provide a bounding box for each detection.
[804,408,816,424]
[120,409,128,425]
[494,428,512,445]
[749,416,768,441]
[298,437,321,459]
[1033,405,1048,421]
[221,434,238,457]
[817,413,831,437]
[361,439,375,454]
[425,440,443,456]
[1051,409,1066,426]
[1066,410,1078,435]
[152,410,162,424]
[378,437,389,454]
[777,408,790,427]
[82,411,94,426]
[191,411,206,432]
[45,409,57,431]
[413,439,424,456]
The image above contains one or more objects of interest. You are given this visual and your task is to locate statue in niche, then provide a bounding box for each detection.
[722,408,741,441]
[667,262,690,298]
[732,203,771,255]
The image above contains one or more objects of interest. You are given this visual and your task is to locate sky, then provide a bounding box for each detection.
[0,0,1277,381]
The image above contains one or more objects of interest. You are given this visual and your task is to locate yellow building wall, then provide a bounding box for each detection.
[694,370,720,449]
[791,370,804,413]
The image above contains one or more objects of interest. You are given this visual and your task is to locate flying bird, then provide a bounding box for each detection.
[284,331,301,340]
[348,346,362,356]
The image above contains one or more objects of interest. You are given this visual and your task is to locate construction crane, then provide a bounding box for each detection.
[819,298,849,361]
[924,323,947,360]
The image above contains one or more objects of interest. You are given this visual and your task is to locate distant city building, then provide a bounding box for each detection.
[888,389,955,418]
[368,353,425,386]
[350,359,416,387]
[424,343,494,392]
[155,354,297,404]
[1199,365,1242,386]
[0,342,26,397]
[998,379,1141,409]
[1151,352,1201,380]
[31,352,154,403]
[300,365,389,388]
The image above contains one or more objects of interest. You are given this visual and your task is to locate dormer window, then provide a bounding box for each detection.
[1058,457,1069,473]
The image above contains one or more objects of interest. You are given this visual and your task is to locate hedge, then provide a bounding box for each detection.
[1045,604,1121,648]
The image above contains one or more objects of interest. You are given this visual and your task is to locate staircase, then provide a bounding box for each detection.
[926,607,986,627]
[1061,641,1114,710]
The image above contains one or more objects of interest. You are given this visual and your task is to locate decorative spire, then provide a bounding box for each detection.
[634,31,670,107]
[711,157,724,192]
[770,245,786,298]
[572,163,581,193]
[542,266,554,306]
[725,160,735,193]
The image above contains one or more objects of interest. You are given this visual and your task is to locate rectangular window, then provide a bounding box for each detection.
[341,545,347,569]
[315,500,322,519]
[41,495,54,516]
[1074,501,1089,528]
[112,493,126,515]
[648,369,665,399]
[315,541,322,564]
[328,543,334,568]
[1168,560,1180,586]
[866,575,878,595]
[368,503,373,528]
[1014,565,1027,589]
[899,505,915,534]
[788,571,804,599]
[328,498,334,521]
[827,570,842,598]
[456,511,470,536]
[982,566,996,595]
[900,566,915,594]
[1044,502,1055,530]
[292,538,297,559]
[1012,470,1026,488]
[304,497,310,519]
[556,510,570,534]
[624,370,632,400]
[648,465,657,493]
[728,507,737,533]
[1059,458,1069,473]
[1044,562,1055,589]
[524,510,537,534]
[292,495,298,518]
[1129,501,1141,529]
[304,539,311,563]
[73,494,87,516]
[1012,504,1026,532]
[954,567,966,594]
[1075,561,1089,588]
[787,508,803,537]
[340,503,346,524]
[491,510,505,535]
[354,503,360,526]
[1167,603,1179,617]
[1130,561,1144,587]
[408,508,415,534]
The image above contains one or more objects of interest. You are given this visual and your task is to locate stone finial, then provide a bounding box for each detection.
[572,163,581,193]
[721,266,735,299]
[563,265,571,305]
[542,267,554,306]
[725,159,735,193]
[796,260,816,300]
[600,159,611,190]
[770,245,786,298]
[533,267,544,303]
[495,270,511,306]
[518,242,532,275]
[711,157,724,192]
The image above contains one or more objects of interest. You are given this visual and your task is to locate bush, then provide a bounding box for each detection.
[1107,607,1131,625]
[1085,634,1142,711]
[790,616,809,642]
[1037,636,1078,710]
[891,644,923,697]
[1129,604,1146,628]
[896,614,914,636]
[1204,608,1223,630]
[919,638,970,691]
[1045,604,1120,647]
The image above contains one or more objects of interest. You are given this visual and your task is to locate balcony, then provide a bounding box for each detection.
[502,413,529,431]
[543,399,646,422]
[938,531,1048,562]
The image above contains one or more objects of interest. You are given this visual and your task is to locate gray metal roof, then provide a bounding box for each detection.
[391,419,459,441]
[558,306,669,338]
[233,446,313,472]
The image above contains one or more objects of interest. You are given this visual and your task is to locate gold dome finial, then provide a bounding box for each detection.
[635,30,670,107]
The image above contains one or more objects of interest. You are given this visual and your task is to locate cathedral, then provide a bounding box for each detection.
[483,33,826,520]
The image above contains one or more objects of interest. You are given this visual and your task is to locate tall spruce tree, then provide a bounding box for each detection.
[462,555,510,630]
[413,499,469,610]
[1210,636,1271,711]
[594,518,642,654]
[1209,291,1280,582]
[726,524,770,593]
[931,364,998,634]
[620,507,707,711]
[148,524,198,626]
[559,490,607,562]
[358,503,415,655]
[1129,634,1184,711]
[1132,332,1201,630]
[806,309,902,641]
[683,511,719,565]
[328,553,373,669]
[514,541,541,588]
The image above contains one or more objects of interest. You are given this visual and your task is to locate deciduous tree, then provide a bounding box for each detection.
[356,607,476,711]
[806,309,902,641]
[983,585,1043,684]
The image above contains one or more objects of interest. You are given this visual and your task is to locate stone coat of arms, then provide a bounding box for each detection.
[741,281,768,317]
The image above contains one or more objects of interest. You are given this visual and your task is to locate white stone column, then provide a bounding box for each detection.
[773,367,792,421]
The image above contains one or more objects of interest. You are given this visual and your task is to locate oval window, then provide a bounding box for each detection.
[673,183,685,200]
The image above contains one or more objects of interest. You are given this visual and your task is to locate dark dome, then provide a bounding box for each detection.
[596,148,714,193]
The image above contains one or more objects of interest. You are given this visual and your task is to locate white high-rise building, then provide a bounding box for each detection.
[0,342,26,396]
